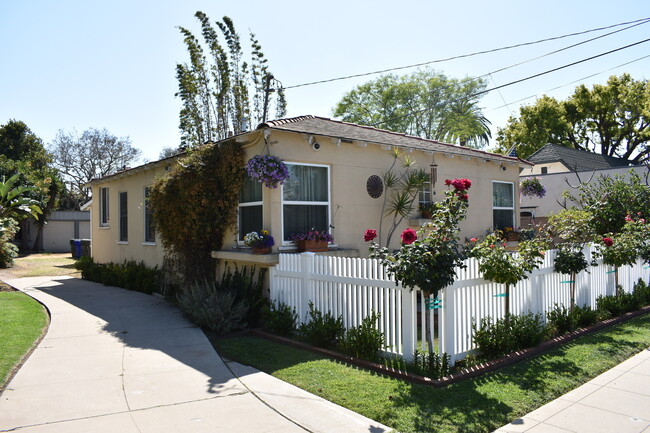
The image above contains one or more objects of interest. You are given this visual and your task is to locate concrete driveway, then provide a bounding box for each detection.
[0,276,391,433]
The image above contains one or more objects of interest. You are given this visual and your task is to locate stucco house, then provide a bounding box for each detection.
[86,116,530,271]
[520,143,633,176]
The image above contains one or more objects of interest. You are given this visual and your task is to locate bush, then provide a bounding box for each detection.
[573,304,601,328]
[177,279,248,334]
[472,313,548,360]
[339,312,385,361]
[299,302,344,349]
[75,257,162,294]
[546,303,600,336]
[409,350,452,379]
[219,265,266,328]
[597,287,639,318]
[0,219,19,268]
[633,278,650,307]
[264,302,298,337]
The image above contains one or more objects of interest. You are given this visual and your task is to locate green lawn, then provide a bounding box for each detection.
[0,291,48,390]
[214,313,650,433]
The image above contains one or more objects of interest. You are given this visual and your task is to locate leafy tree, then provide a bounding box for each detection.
[496,74,650,162]
[49,128,141,208]
[563,170,650,236]
[333,69,491,148]
[176,11,286,148]
[0,120,62,251]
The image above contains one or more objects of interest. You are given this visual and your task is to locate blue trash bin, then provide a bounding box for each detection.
[74,240,82,259]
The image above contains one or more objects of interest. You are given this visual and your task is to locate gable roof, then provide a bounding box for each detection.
[259,115,528,165]
[527,143,633,171]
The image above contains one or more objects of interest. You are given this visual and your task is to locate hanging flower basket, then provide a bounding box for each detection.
[520,177,546,198]
[246,154,290,189]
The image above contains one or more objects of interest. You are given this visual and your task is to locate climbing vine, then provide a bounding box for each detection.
[150,140,245,283]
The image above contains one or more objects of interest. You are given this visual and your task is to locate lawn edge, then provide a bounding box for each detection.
[251,305,650,387]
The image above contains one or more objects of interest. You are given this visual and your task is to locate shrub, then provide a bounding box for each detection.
[299,302,344,349]
[546,303,600,336]
[264,302,298,337]
[339,312,385,362]
[0,219,19,268]
[409,350,452,379]
[472,312,548,360]
[633,278,650,307]
[75,257,162,295]
[176,279,248,334]
[573,304,601,328]
[596,288,638,318]
[219,265,266,328]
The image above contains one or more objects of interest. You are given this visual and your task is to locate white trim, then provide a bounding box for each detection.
[142,242,157,246]
[117,241,128,245]
[99,187,109,227]
[118,190,128,242]
[281,162,331,245]
[492,180,515,228]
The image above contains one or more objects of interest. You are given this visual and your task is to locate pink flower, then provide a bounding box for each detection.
[400,228,417,245]
[364,229,377,242]
[625,215,632,222]
[450,178,472,192]
[641,219,646,224]
[461,193,469,201]
[462,178,472,190]
[470,238,478,242]
[489,244,495,248]
[603,237,614,247]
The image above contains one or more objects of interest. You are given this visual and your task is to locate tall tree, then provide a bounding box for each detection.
[333,69,492,148]
[0,120,62,251]
[496,74,650,161]
[176,11,286,148]
[49,128,142,208]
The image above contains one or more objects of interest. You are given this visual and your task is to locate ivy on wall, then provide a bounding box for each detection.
[150,140,245,283]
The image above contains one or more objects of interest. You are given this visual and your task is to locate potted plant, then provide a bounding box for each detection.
[290,230,333,252]
[520,177,546,198]
[418,201,436,219]
[245,154,290,189]
[244,230,275,254]
[502,227,520,242]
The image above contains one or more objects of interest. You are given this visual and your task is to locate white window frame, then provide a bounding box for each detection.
[492,181,515,229]
[143,186,156,245]
[281,162,331,245]
[100,187,109,227]
[238,178,263,244]
[118,191,128,243]
[418,174,432,206]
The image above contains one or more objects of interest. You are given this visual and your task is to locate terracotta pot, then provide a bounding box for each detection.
[252,246,272,254]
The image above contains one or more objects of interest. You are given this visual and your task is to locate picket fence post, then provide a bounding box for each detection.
[440,285,457,364]
[401,288,416,363]
[300,252,316,320]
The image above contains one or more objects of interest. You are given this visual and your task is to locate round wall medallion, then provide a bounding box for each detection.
[366,175,384,198]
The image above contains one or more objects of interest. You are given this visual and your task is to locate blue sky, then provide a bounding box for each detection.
[1,0,649,162]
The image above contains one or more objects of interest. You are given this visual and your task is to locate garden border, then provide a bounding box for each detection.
[251,305,650,387]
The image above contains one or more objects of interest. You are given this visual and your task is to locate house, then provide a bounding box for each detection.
[520,143,633,176]
[86,115,530,272]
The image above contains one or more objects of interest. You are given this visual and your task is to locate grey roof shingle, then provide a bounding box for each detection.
[527,143,633,171]
[260,115,527,164]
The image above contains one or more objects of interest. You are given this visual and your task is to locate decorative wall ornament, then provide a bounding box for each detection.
[366,175,384,199]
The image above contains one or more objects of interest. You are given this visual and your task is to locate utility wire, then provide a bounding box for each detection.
[369,37,650,127]
[282,17,650,90]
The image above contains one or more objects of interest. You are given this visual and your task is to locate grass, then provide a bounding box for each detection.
[214,313,650,433]
[0,290,48,390]
[6,253,80,278]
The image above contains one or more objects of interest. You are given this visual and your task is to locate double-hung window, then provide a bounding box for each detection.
[100,187,109,227]
[144,187,155,243]
[282,163,330,242]
[238,177,263,241]
[118,192,128,242]
[418,174,432,206]
[493,181,515,230]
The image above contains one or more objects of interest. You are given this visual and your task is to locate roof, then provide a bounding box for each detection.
[259,115,528,165]
[527,144,633,171]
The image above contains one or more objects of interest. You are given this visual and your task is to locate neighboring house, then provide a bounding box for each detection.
[520,143,633,176]
[17,211,90,253]
[520,165,648,227]
[86,115,530,271]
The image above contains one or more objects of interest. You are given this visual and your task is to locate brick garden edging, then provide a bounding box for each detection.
[251,305,650,387]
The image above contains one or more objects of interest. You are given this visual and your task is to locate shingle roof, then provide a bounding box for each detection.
[527,143,633,171]
[259,115,528,164]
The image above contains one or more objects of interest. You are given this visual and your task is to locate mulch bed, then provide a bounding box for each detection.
[249,305,650,387]
[0,282,16,292]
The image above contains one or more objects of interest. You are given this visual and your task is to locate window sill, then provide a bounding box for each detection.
[142,242,156,246]
[117,241,128,245]
[99,226,110,230]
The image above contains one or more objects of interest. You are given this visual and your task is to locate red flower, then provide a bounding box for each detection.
[470,238,478,242]
[461,193,469,200]
[449,178,472,192]
[364,229,377,242]
[602,237,614,247]
[400,228,417,245]
[444,179,452,186]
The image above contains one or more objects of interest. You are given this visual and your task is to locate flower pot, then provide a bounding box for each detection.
[421,210,433,219]
[295,240,329,252]
[506,232,520,242]
[252,246,272,254]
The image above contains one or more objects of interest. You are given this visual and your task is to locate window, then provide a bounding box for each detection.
[144,187,155,243]
[119,192,128,242]
[282,163,330,242]
[418,174,432,205]
[541,166,548,174]
[238,177,263,241]
[493,181,514,230]
[100,187,109,227]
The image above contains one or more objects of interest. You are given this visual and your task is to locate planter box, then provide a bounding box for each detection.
[295,240,329,252]
[252,246,272,254]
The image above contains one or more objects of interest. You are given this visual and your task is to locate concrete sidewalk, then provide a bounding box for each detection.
[494,348,650,433]
[0,276,391,433]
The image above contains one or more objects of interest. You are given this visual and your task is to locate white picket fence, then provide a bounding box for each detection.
[269,246,650,364]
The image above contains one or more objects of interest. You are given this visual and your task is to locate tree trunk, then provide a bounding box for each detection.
[32,225,44,252]
[570,271,576,313]
[504,283,511,324]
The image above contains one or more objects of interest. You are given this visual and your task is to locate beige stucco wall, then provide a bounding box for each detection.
[89,129,525,268]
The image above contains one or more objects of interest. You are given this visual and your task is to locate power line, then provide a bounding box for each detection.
[369,37,650,128]
[282,17,650,90]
